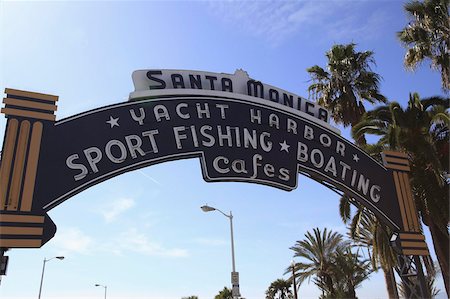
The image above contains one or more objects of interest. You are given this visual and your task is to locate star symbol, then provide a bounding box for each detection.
[279,140,290,153]
[106,116,119,128]
[353,154,360,162]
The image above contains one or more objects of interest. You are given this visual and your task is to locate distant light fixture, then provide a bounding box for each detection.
[38,256,65,299]
[95,284,107,299]
[200,204,239,298]
[201,204,216,212]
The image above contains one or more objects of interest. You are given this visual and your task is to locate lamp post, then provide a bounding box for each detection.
[291,260,298,299]
[201,204,240,299]
[95,283,107,299]
[38,256,64,299]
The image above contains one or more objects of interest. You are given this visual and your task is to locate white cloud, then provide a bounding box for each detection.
[116,228,189,258]
[101,197,135,222]
[50,224,187,258]
[208,1,389,46]
[51,227,93,255]
[326,9,389,42]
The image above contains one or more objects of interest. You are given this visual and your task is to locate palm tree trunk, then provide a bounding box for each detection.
[382,265,399,299]
[347,282,357,299]
[325,275,335,297]
[428,219,449,297]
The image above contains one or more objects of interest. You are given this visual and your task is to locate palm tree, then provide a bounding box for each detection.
[288,227,371,298]
[398,0,449,91]
[265,279,293,299]
[340,198,399,299]
[307,43,393,296]
[330,247,373,298]
[289,228,344,297]
[352,93,449,296]
[214,287,232,299]
[307,43,386,144]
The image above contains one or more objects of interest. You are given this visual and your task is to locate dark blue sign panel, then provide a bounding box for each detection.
[0,88,406,249]
[32,95,400,230]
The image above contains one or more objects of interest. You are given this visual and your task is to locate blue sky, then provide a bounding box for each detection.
[0,1,446,299]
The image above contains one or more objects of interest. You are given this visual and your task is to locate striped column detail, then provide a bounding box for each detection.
[399,232,430,256]
[2,88,58,121]
[381,151,420,232]
[0,119,18,210]
[0,214,45,248]
[0,88,58,212]
[0,89,58,248]
[381,151,410,171]
[382,151,429,256]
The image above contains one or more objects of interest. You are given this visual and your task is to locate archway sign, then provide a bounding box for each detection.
[0,69,429,296]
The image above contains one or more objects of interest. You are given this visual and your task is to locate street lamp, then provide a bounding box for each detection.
[201,204,240,299]
[38,256,64,299]
[95,283,107,299]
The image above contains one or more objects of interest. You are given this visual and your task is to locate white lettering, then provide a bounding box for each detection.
[154,105,170,122]
[297,142,308,162]
[105,140,127,163]
[83,147,102,173]
[269,114,279,129]
[287,119,297,134]
[216,104,229,119]
[200,125,215,147]
[260,132,272,152]
[176,103,190,119]
[319,134,332,147]
[357,174,370,196]
[125,135,145,158]
[173,126,187,149]
[251,154,263,179]
[310,149,324,168]
[304,125,314,140]
[130,108,146,125]
[232,160,247,174]
[336,141,346,157]
[66,154,88,181]
[243,129,257,149]
[250,109,261,124]
[264,164,275,177]
[278,168,290,181]
[213,156,230,174]
[217,125,232,147]
[324,156,337,177]
[370,185,381,202]
[196,103,210,119]
[142,130,160,153]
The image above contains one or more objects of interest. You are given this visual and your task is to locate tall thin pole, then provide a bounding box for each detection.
[104,285,107,299]
[38,259,47,299]
[229,211,236,273]
[201,205,240,298]
[229,211,240,299]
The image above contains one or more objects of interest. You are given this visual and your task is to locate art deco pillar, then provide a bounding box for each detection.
[381,150,429,255]
[382,150,430,299]
[0,88,57,248]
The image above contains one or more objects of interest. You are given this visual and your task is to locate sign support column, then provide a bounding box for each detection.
[382,151,430,299]
[0,88,58,249]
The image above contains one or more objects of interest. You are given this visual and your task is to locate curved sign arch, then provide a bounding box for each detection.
[0,70,428,260]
